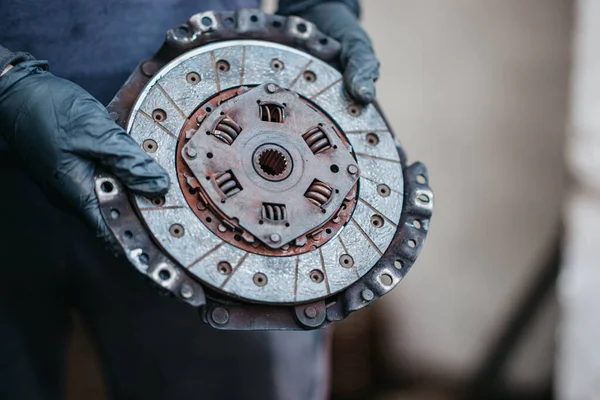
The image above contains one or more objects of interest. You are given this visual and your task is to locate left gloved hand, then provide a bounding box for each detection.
[277,0,379,104]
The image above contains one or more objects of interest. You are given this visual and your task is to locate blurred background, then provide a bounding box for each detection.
[67,1,589,399]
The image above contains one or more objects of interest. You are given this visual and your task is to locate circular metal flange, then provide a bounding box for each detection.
[95,9,433,330]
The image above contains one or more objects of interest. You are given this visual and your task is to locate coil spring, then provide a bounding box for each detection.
[213,117,242,145]
[259,103,285,123]
[302,126,331,155]
[304,180,333,207]
[215,170,242,197]
[262,203,287,221]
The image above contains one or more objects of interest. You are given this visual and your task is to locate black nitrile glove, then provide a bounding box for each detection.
[0,60,170,244]
[278,0,379,104]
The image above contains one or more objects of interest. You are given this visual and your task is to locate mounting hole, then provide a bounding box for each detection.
[271,58,284,71]
[186,72,201,85]
[201,16,213,26]
[224,17,234,25]
[234,234,242,242]
[417,193,430,204]
[370,214,384,228]
[207,152,213,159]
[258,220,264,225]
[110,209,120,220]
[408,239,417,248]
[272,20,283,28]
[303,70,317,83]
[330,164,339,173]
[205,106,212,113]
[413,220,422,229]
[253,272,268,286]
[366,133,379,145]
[310,270,324,283]
[216,59,230,72]
[152,196,166,207]
[206,216,212,223]
[394,260,403,269]
[380,273,393,287]
[325,228,332,235]
[152,109,167,122]
[218,261,232,275]
[175,25,189,36]
[169,224,184,238]
[158,269,171,281]
[285,222,290,227]
[319,37,328,45]
[348,104,362,117]
[250,14,258,22]
[339,254,354,268]
[100,181,114,193]
[417,174,427,184]
[297,22,308,33]
[377,184,390,197]
[143,139,158,153]
[124,230,133,239]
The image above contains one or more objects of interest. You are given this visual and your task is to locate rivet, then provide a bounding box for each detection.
[347,165,359,175]
[270,233,281,243]
[361,289,374,302]
[180,284,193,299]
[185,147,197,159]
[212,307,230,325]
[266,83,278,93]
[304,306,317,319]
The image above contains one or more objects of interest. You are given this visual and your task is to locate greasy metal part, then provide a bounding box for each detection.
[95,9,433,330]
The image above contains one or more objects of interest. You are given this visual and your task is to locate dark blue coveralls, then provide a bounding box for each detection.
[0,1,328,399]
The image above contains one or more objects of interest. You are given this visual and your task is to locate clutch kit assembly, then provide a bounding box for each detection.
[95,9,433,330]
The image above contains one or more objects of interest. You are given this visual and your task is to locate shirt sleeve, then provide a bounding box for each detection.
[276,0,360,18]
[0,45,35,77]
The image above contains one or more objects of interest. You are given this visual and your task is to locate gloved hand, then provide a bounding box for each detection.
[0,60,170,244]
[277,0,379,104]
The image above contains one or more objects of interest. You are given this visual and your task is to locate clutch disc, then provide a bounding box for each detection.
[95,9,433,330]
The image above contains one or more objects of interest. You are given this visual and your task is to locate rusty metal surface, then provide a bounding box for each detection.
[95,9,433,330]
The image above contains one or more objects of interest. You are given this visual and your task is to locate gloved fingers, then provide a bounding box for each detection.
[79,184,123,253]
[68,97,170,197]
[342,38,380,104]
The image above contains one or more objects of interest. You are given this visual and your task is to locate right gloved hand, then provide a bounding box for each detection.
[0,60,170,244]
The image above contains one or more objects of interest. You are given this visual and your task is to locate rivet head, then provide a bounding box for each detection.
[185,147,197,159]
[180,284,193,299]
[304,306,318,319]
[212,307,229,325]
[266,83,278,93]
[270,233,281,243]
[347,165,359,175]
[361,289,374,302]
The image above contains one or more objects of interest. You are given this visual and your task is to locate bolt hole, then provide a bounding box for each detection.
[310,270,324,283]
[151,196,165,207]
[377,184,390,197]
[371,215,384,228]
[253,272,268,286]
[206,216,212,223]
[205,106,212,113]
[250,15,258,22]
[218,261,232,275]
[201,16,212,26]
[216,60,230,72]
[339,254,354,268]
[124,230,133,239]
[158,269,171,281]
[330,164,339,173]
[417,193,430,204]
[325,228,332,235]
[207,152,213,159]
[224,17,234,25]
[169,224,184,238]
[273,20,282,28]
[319,37,328,45]
[152,109,167,122]
[258,220,264,225]
[271,58,284,71]
[186,72,201,85]
[366,133,379,145]
[348,105,361,117]
[143,139,158,153]
[297,22,308,33]
[304,71,316,83]
[100,181,114,193]
[380,273,393,286]
[175,25,189,36]
[234,234,242,242]
[285,223,290,227]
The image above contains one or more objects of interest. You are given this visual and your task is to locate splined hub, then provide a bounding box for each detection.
[94,9,433,331]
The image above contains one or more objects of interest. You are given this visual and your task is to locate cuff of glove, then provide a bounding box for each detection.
[277,0,360,18]
[0,45,36,77]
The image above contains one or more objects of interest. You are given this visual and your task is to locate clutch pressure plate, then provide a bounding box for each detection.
[95,9,433,330]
